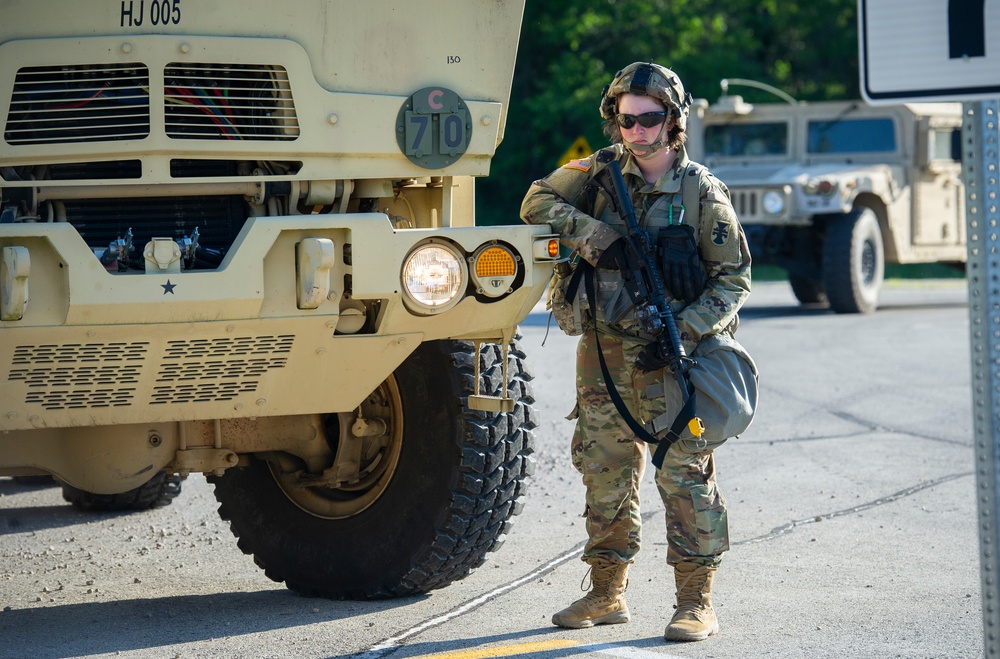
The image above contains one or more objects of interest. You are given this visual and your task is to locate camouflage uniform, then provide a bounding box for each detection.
[521,143,751,569]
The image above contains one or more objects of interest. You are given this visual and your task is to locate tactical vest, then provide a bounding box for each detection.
[579,147,707,331]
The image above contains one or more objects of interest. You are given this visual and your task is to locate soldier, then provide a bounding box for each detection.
[520,62,754,642]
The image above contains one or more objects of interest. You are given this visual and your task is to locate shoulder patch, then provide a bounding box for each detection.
[700,202,742,266]
[563,158,592,172]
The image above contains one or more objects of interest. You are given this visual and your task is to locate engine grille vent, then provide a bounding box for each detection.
[10,364,142,387]
[8,342,149,410]
[12,342,150,364]
[25,388,138,410]
[164,63,299,141]
[6,337,295,410]
[4,63,151,145]
[151,335,294,404]
[162,335,294,358]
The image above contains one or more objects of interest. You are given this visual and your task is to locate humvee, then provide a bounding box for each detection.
[686,81,965,313]
[0,0,558,599]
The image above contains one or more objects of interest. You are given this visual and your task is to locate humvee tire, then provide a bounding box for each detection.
[209,338,536,599]
[788,274,828,306]
[61,472,184,511]
[822,207,884,314]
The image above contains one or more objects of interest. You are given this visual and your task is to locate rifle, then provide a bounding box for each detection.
[591,158,704,463]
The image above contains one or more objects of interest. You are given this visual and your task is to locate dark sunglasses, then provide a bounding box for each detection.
[614,111,668,129]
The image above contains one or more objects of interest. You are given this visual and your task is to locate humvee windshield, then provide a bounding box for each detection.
[704,122,787,157]
[807,117,896,154]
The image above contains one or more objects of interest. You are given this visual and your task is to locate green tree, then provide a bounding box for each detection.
[478,0,858,225]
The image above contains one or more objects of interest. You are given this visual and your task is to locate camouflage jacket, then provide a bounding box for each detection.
[520,144,751,352]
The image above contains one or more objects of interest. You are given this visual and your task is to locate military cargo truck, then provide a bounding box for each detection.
[687,81,965,313]
[0,0,558,598]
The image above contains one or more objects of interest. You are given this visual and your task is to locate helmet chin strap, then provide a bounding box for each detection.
[622,122,669,158]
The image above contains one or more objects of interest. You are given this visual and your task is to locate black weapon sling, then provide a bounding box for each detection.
[571,262,699,470]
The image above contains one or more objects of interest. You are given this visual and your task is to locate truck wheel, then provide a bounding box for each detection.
[61,472,183,511]
[11,475,56,486]
[209,338,536,599]
[822,207,884,314]
[788,274,827,306]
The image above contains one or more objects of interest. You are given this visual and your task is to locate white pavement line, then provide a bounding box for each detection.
[358,469,962,658]
[357,544,585,658]
[735,471,971,545]
[585,642,689,659]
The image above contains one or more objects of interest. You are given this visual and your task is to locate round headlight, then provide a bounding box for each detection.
[762,190,785,215]
[401,243,466,312]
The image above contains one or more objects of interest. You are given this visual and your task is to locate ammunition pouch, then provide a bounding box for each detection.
[547,258,590,336]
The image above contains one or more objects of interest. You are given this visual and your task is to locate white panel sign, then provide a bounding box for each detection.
[859,0,1000,103]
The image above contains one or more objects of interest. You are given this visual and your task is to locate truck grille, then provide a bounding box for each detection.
[4,62,298,146]
[47,159,246,254]
[731,190,759,221]
[65,194,244,253]
[164,63,298,141]
[4,63,151,145]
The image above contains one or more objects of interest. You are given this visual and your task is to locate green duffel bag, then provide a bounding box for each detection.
[645,332,759,455]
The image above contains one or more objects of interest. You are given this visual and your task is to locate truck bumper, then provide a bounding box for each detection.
[0,215,556,432]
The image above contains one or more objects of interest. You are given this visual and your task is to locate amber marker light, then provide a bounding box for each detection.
[475,245,517,278]
[471,243,518,298]
[546,238,559,258]
[532,236,561,261]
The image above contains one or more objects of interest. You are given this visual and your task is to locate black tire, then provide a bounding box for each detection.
[822,207,884,314]
[12,475,56,486]
[788,273,828,306]
[61,471,183,511]
[208,338,536,599]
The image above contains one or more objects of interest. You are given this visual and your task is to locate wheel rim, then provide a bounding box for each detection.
[861,239,877,286]
[269,377,404,520]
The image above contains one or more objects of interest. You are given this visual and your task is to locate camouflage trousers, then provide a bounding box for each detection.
[572,329,729,568]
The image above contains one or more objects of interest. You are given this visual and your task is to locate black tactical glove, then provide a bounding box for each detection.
[636,341,670,373]
[635,341,696,374]
[597,237,627,269]
[657,224,704,303]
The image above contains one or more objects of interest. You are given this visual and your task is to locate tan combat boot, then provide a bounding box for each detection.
[551,558,631,629]
[664,561,720,642]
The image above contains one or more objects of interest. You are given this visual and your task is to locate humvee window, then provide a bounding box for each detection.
[932,127,962,162]
[807,117,896,154]
[704,122,787,157]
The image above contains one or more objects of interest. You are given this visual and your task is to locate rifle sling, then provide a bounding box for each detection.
[581,263,696,469]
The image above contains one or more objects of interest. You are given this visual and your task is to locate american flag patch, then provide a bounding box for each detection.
[563,158,592,172]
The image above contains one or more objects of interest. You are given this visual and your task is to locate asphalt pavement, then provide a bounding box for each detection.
[0,278,982,659]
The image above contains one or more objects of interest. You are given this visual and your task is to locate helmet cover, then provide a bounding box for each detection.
[599,62,693,132]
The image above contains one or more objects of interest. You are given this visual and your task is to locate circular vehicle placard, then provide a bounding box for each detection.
[396,87,472,169]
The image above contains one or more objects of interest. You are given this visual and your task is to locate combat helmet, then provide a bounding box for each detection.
[599,62,693,132]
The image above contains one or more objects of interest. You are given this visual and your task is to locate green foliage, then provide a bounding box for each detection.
[477,0,859,226]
